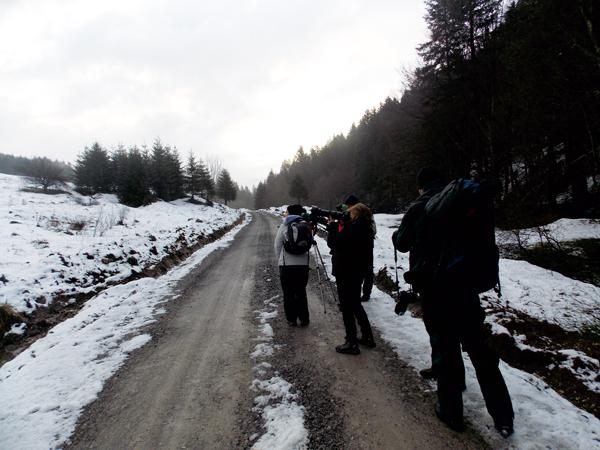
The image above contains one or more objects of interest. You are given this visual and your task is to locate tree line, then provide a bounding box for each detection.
[0,153,73,193]
[74,141,241,207]
[255,0,600,227]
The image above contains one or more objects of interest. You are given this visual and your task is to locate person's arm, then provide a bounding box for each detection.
[326,221,338,249]
[274,223,285,258]
[394,206,417,253]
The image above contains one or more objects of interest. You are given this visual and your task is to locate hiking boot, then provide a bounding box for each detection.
[287,320,297,327]
[419,367,437,380]
[357,336,376,348]
[494,419,514,438]
[335,342,360,355]
[299,321,310,327]
[434,402,464,432]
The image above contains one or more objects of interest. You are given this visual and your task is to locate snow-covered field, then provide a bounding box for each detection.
[0,173,241,314]
[497,217,600,248]
[0,215,250,450]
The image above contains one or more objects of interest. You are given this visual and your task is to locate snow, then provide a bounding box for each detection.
[497,218,600,248]
[250,294,308,450]
[0,173,241,314]
[313,211,600,449]
[0,214,250,450]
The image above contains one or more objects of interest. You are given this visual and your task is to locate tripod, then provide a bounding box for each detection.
[312,240,339,314]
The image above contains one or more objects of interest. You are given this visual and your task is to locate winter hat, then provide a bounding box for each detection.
[343,193,359,206]
[416,167,442,190]
[287,204,305,216]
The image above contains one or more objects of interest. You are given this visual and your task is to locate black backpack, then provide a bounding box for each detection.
[425,178,499,294]
[283,218,313,255]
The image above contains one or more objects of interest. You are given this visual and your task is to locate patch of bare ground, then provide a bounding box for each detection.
[0,214,245,366]
[375,269,600,420]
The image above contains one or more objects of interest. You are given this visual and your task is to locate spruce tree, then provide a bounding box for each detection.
[216,169,237,205]
[289,174,309,204]
[185,151,201,201]
[75,142,113,194]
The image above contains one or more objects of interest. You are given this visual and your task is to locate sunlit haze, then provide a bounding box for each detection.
[0,0,427,187]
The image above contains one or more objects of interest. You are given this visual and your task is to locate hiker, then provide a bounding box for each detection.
[392,169,463,382]
[327,202,375,354]
[342,194,376,302]
[393,168,514,437]
[274,204,312,327]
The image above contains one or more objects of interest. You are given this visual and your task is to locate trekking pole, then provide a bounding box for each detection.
[394,248,401,300]
[314,242,339,305]
[312,246,327,314]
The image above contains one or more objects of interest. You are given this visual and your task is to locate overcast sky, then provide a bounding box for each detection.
[0,0,427,187]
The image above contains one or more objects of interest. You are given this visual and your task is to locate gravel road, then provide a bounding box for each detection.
[67,212,489,449]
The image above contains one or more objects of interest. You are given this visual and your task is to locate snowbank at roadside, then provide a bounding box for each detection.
[0,173,240,314]
[0,216,250,450]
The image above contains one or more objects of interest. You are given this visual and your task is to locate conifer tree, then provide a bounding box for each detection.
[185,151,201,201]
[289,174,309,204]
[216,169,237,205]
[75,142,113,194]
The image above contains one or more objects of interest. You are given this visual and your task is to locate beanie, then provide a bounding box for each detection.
[416,168,442,190]
[287,204,305,216]
[343,194,359,206]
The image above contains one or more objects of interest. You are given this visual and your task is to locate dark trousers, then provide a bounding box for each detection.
[362,265,373,299]
[336,275,373,344]
[279,265,309,324]
[422,296,465,388]
[426,290,513,424]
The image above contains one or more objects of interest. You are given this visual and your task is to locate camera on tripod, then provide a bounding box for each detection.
[309,206,348,222]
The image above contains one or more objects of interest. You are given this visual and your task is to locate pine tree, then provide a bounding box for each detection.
[197,158,214,202]
[254,182,267,209]
[149,139,168,200]
[114,147,150,207]
[185,151,201,201]
[289,174,308,204]
[166,148,184,200]
[75,142,113,194]
[216,169,237,205]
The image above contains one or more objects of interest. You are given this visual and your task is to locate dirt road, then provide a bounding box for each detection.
[68,212,488,449]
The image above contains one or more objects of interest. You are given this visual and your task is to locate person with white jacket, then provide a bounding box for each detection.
[274,204,311,326]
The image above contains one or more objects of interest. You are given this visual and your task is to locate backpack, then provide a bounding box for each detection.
[425,178,499,294]
[283,218,313,255]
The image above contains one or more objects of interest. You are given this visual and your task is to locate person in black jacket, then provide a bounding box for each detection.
[393,168,461,382]
[327,202,375,355]
[393,168,514,437]
[341,194,376,302]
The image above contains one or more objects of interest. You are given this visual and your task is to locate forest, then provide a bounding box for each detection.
[254,0,600,227]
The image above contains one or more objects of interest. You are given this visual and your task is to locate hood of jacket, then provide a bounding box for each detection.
[283,214,302,225]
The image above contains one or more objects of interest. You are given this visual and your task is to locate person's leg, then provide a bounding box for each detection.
[295,266,310,325]
[435,330,465,428]
[336,278,358,343]
[361,255,374,301]
[461,296,513,433]
[279,266,297,325]
[335,277,360,354]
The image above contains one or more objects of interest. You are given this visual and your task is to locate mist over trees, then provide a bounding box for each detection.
[255,0,600,226]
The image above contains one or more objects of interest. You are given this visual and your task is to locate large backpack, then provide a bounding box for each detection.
[283,218,313,255]
[425,178,499,294]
